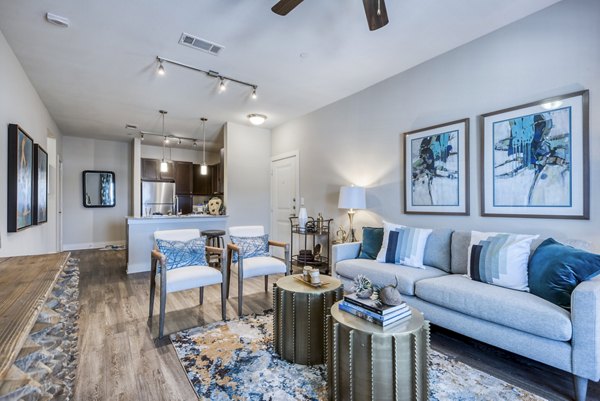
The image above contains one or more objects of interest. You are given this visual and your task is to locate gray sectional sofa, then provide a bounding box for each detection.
[331,229,600,401]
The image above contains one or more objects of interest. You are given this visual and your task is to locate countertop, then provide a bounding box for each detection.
[127,214,228,224]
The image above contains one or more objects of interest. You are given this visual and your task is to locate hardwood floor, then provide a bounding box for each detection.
[73,249,599,401]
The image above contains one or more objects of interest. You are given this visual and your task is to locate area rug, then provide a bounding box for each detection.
[171,313,546,401]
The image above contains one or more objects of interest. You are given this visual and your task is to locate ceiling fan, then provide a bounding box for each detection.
[271,0,389,31]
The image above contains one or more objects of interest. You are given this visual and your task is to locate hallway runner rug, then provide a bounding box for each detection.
[170,312,546,401]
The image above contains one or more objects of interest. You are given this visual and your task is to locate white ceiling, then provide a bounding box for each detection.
[0,0,560,149]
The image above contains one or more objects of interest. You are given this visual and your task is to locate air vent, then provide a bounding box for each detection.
[179,33,224,56]
[125,124,138,130]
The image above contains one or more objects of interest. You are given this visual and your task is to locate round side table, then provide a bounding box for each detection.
[327,301,430,401]
[273,274,343,365]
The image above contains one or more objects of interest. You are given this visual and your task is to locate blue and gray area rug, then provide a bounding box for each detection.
[170,313,545,401]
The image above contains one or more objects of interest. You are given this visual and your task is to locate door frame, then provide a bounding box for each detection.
[270,150,300,250]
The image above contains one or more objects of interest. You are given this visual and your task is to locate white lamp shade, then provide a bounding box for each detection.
[338,186,366,209]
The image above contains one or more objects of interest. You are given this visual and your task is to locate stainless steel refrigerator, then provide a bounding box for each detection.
[141,181,176,216]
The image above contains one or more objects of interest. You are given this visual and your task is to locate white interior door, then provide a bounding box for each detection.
[270,152,299,259]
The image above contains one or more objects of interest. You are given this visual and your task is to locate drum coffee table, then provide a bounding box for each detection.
[327,301,430,401]
[273,274,343,365]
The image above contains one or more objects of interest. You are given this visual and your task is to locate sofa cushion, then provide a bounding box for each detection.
[335,259,447,296]
[358,227,383,260]
[450,230,470,274]
[423,228,453,272]
[415,274,572,341]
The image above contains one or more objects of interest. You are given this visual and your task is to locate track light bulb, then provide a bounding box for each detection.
[158,61,165,75]
[219,78,226,92]
[140,134,144,141]
[164,136,169,144]
[200,163,208,176]
[178,138,181,145]
[252,87,257,99]
[160,160,168,172]
[193,141,197,147]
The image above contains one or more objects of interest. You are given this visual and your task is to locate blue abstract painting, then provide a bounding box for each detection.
[411,130,459,206]
[492,107,571,207]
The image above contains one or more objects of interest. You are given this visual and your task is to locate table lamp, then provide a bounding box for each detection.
[338,185,366,242]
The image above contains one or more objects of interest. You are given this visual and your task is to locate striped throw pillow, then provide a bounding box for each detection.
[467,231,538,291]
[384,226,432,268]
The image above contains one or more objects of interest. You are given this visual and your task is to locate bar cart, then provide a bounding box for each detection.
[289,216,333,274]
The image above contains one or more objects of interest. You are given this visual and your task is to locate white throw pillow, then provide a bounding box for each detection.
[467,231,539,291]
[376,221,404,262]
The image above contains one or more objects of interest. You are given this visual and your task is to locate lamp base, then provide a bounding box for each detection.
[347,209,357,243]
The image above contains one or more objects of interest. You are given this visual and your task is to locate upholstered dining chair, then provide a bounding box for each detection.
[227,225,290,317]
[150,229,226,338]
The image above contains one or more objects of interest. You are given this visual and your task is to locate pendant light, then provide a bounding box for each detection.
[200,117,208,175]
[159,110,168,172]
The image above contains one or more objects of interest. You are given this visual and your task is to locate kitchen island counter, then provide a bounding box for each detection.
[126,215,228,274]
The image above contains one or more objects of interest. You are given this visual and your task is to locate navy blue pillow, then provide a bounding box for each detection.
[528,238,600,309]
[358,227,383,260]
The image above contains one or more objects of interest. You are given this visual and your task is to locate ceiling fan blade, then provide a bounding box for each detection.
[363,0,389,31]
[271,0,304,16]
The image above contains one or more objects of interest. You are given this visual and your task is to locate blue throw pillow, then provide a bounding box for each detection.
[230,234,270,263]
[358,227,383,260]
[156,237,207,270]
[529,238,600,309]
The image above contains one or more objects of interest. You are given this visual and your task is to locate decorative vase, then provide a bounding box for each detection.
[298,207,308,233]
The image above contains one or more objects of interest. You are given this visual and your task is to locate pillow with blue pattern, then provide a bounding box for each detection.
[230,234,270,263]
[156,237,207,270]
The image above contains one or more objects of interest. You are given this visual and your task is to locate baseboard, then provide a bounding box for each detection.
[63,240,126,251]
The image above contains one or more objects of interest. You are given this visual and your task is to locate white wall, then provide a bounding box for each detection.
[0,28,62,256]
[62,136,131,250]
[272,0,600,249]
[224,122,271,231]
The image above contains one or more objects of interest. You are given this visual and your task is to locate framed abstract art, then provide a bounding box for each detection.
[480,90,589,219]
[33,144,48,224]
[7,124,34,232]
[404,118,469,215]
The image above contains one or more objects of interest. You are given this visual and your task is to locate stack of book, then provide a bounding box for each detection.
[340,292,412,327]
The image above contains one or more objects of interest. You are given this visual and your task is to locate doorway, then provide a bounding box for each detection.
[270,151,299,259]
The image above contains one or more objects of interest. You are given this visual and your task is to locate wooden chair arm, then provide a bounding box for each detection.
[268,240,288,248]
[227,243,240,253]
[151,249,166,264]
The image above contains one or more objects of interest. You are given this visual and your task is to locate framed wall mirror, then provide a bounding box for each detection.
[83,170,116,208]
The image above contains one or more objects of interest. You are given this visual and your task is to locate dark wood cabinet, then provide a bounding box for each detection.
[141,158,159,181]
[192,164,213,195]
[177,195,193,214]
[174,161,193,195]
[141,158,174,181]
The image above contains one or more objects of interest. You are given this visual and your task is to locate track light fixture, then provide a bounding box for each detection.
[156,56,258,98]
[140,133,144,141]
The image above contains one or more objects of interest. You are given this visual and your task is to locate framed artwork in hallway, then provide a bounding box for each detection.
[404,118,470,215]
[481,90,589,219]
[34,144,48,224]
[7,124,34,232]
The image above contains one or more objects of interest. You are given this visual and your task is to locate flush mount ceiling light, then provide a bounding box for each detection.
[247,114,267,126]
[156,56,257,99]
